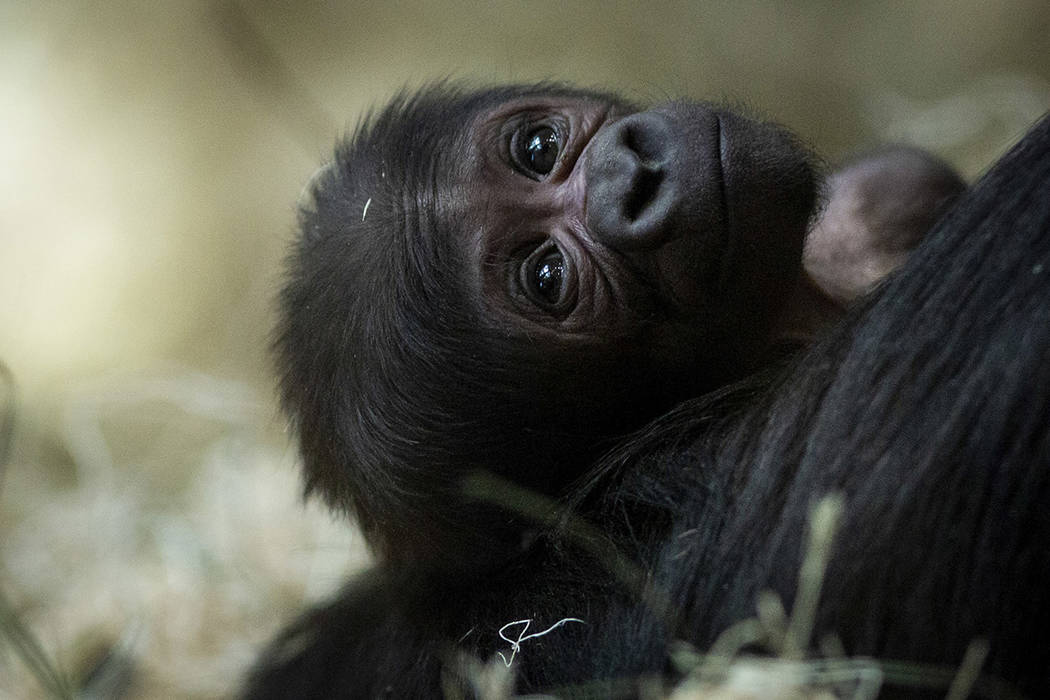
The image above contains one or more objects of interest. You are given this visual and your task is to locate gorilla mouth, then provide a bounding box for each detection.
[631,103,737,310]
[708,107,819,300]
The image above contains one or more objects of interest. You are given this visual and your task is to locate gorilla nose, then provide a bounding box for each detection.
[585,112,677,250]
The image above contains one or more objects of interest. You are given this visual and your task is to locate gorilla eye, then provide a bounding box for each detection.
[521,247,568,309]
[514,125,561,177]
[525,127,560,174]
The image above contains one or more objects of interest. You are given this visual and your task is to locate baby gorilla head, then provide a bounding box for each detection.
[277,83,848,571]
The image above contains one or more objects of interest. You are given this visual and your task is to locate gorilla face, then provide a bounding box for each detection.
[461,93,820,374]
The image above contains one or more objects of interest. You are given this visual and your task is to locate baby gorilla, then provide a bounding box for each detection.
[275,84,961,576]
[278,86,815,573]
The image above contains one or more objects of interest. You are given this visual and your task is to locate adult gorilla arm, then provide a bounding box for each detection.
[634,113,1050,695]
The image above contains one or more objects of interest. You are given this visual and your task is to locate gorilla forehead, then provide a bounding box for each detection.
[309,83,628,306]
[336,82,625,219]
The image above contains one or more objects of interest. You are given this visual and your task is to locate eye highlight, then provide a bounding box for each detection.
[532,250,564,303]
[519,243,572,311]
[511,124,562,178]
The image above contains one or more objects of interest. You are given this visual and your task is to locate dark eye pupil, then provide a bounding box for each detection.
[533,252,564,304]
[525,127,559,175]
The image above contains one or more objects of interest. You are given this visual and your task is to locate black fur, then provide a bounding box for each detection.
[253,85,1050,698]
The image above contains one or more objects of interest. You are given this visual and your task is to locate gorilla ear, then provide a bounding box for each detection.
[804,147,965,306]
[297,161,337,221]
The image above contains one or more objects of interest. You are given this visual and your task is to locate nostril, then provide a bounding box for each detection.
[623,167,662,222]
[620,119,667,167]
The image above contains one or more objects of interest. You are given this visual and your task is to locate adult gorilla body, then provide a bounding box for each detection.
[249,85,1050,697]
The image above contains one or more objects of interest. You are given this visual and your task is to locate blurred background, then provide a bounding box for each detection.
[0,1,1047,697]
